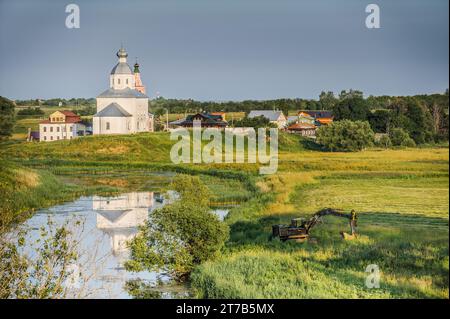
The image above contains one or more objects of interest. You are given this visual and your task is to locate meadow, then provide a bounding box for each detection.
[0,132,448,298]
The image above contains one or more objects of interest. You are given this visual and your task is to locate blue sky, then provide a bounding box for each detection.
[0,0,448,101]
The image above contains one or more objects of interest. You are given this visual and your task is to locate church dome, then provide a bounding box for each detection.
[111,47,132,74]
[110,62,132,75]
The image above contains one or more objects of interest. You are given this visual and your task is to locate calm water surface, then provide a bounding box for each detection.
[16,191,228,298]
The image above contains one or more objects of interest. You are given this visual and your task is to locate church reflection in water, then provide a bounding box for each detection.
[93,192,155,256]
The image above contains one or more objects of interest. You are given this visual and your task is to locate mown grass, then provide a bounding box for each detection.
[191,142,449,299]
[1,132,448,298]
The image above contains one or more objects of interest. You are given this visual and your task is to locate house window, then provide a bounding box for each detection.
[106,122,110,130]
[118,79,121,84]
[126,79,128,85]
[44,136,47,141]
[57,136,60,140]
[50,136,53,140]
[57,127,60,132]
[50,127,53,132]
[43,126,47,132]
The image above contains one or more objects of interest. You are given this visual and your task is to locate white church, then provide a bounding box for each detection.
[93,47,154,135]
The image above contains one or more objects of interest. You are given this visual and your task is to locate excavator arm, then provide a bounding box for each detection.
[305,208,356,233]
[272,208,358,242]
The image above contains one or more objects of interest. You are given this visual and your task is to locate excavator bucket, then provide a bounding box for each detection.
[340,232,356,240]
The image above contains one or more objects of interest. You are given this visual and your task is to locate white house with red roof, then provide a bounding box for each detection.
[39,110,86,142]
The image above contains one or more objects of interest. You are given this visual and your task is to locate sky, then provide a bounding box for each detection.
[0,0,448,101]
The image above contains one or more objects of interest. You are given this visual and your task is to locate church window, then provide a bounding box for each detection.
[106,122,110,130]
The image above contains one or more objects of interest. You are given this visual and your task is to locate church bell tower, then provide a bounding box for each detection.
[133,60,146,94]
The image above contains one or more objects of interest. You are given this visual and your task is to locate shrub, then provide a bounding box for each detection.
[377,135,392,148]
[316,120,375,152]
[17,107,44,116]
[401,137,416,148]
[234,115,277,129]
[389,128,413,147]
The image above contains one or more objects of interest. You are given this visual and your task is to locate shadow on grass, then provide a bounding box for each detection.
[225,211,449,297]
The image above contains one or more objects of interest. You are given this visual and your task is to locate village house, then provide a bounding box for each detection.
[93,47,154,135]
[286,110,334,137]
[247,110,287,129]
[286,122,317,137]
[300,110,334,126]
[39,110,86,142]
[172,112,228,128]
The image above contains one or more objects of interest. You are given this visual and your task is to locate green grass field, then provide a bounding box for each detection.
[0,132,448,298]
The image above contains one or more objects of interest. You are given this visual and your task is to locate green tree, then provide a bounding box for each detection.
[319,91,337,110]
[0,96,16,139]
[368,109,392,133]
[334,95,370,121]
[316,120,375,152]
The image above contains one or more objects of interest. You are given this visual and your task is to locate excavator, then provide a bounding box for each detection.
[272,208,358,242]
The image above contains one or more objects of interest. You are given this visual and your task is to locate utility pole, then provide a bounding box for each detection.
[166,108,169,131]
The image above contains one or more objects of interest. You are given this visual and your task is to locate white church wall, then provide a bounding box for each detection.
[93,116,131,134]
[110,74,135,90]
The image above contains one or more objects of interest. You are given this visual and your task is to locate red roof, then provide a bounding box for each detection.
[40,111,81,124]
[287,123,316,131]
[60,110,79,117]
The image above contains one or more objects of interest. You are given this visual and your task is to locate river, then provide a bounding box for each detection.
[12,190,228,298]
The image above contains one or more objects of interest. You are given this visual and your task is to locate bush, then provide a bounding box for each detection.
[377,135,392,148]
[389,128,412,147]
[125,175,229,281]
[17,107,44,116]
[316,120,375,152]
[234,115,278,129]
[401,137,416,148]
